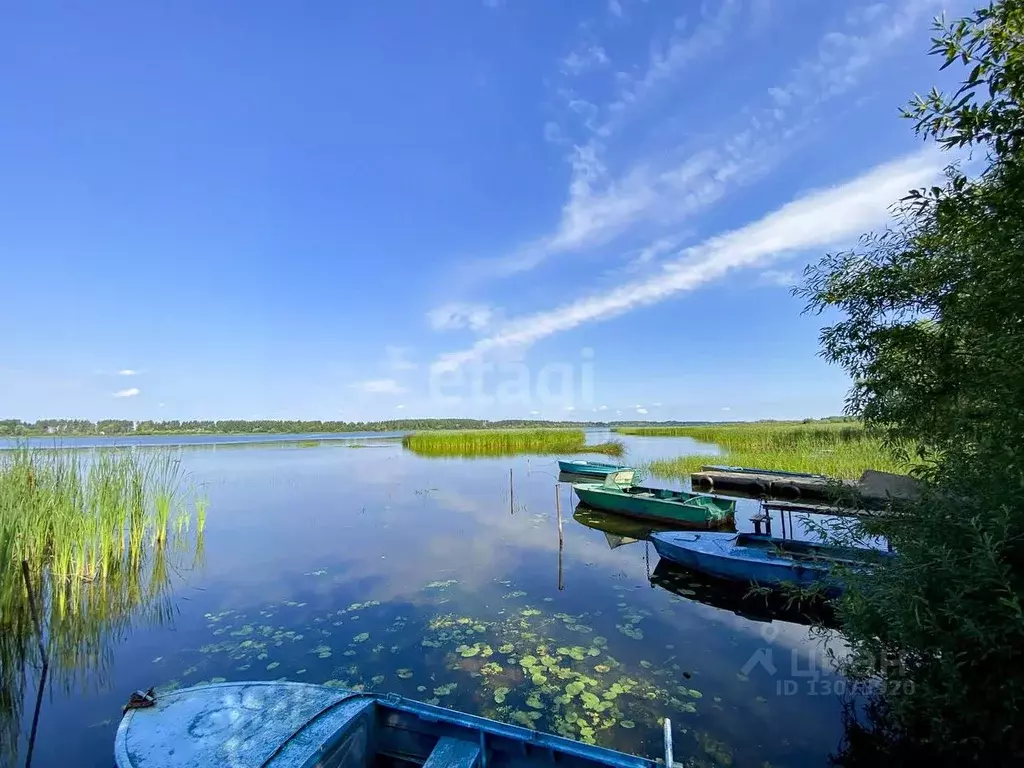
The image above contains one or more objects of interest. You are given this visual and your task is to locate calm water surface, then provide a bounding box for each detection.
[12,432,849,767]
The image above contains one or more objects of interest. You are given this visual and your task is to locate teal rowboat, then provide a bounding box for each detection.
[558,460,635,485]
[115,681,667,768]
[572,483,736,529]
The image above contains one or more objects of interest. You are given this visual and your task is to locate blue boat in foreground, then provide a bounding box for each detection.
[558,459,635,485]
[115,681,666,768]
[650,531,892,591]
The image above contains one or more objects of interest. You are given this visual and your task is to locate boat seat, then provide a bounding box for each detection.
[423,736,482,768]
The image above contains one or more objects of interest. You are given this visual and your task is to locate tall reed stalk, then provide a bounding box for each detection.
[0,446,206,764]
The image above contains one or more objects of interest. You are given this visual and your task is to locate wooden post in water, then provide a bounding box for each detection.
[509,468,514,515]
[22,559,49,768]
[556,484,564,591]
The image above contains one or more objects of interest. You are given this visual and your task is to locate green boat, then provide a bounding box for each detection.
[572,483,736,529]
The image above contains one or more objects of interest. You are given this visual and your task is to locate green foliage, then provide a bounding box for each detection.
[798,3,1024,762]
[401,429,625,458]
[632,423,906,479]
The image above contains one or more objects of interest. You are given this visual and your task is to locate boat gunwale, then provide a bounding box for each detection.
[114,681,658,768]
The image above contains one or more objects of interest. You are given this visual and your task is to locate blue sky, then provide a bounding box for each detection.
[0,0,971,422]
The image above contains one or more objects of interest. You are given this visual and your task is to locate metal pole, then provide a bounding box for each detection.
[663,718,673,767]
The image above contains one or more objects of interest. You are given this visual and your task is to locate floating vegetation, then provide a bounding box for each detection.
[401,429,625,458]
[424,579,458,590]
[159,585,724,758]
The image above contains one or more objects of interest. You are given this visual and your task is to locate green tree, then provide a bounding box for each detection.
[798,2,1024,763]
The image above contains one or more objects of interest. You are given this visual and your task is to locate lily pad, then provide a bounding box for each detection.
[397,669,414,679]
[353,633,370,643]
[498,643,514,654]
[494,686,510,704]
[620,720,635,729]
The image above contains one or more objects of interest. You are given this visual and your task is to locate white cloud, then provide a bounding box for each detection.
[721,406,732,411]
[636,407,649,415]
[384,345,417,371]
[652,402,663,407]
[597,404,609,411]
[427,303,494,332]
[353,379,407,395]
[759,268,799,287]
[565,405,576,412]
[607,0,623,17]
[158,402,165,408]
[431,149,944,374]
[113,388,140,398]
[464,0,933,287]
[118,369,137,376]
[530,410,541,415]
[395,404,406,410]
[562,45,609,75]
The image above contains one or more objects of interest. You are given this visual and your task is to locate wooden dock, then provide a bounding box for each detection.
[690,467,858,502]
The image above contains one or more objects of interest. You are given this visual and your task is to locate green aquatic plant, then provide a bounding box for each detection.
[401,429,624,458]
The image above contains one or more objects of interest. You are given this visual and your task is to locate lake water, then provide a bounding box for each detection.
[9,431,850,767]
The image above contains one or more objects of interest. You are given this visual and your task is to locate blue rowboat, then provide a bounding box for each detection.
[650,531,892,591]
[558,460,635,484]
[115,681,668,768]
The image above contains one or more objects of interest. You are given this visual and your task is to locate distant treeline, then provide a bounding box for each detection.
[0,418,609,436]
[0,415,856,436]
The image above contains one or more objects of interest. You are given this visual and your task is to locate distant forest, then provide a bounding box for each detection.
[0,415,855,437]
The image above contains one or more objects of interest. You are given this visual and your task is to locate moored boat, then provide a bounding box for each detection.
[572,484,736,529]
[558,460,635,485]
[650,531,892,591]
[114,681,665,768]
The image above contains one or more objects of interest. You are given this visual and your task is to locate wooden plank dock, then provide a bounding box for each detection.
[690,467,858,502]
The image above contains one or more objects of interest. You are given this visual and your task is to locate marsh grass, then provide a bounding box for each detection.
[624,424,909,479]
[0,446,206,762]
[402,429,624,458]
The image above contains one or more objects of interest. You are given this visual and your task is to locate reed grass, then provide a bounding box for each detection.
[402,429,624,458]
[0,446,206,762]
[632,423,910,479]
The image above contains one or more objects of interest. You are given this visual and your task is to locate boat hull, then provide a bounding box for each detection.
[115,681,658,768]
[650,531,889,590]
[557,460,635,485]
[572,484,735,529]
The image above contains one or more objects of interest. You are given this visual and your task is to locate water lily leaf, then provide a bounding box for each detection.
[266,662,279,671]
[525,694,544,709]
[531,673,548,686]
[565,681,585,697]
[353,633,370,643]
[371,675,385,685]
[498,643,514,654]
[494,686,510,704]
[594,664,610,673]
[620,720,635,729]
[397,669,414,679]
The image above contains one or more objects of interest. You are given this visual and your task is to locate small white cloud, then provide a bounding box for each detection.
[118,369,138,376]
[427,303,494,332]
[721,406,731,411]
[565,405,576,412]
[353,379,407,395]
[158,402,165,408]
[615,410,623,415]
[562,45,609,75]
[652,402,663,407]
[759,269,798,287]
[634,404,644,409]
[395,404,406,410]
[597,405,609,411]
[530,410,541,415]
[384,345,417,371]
[113,388,140,398]
[636,407,649,415]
